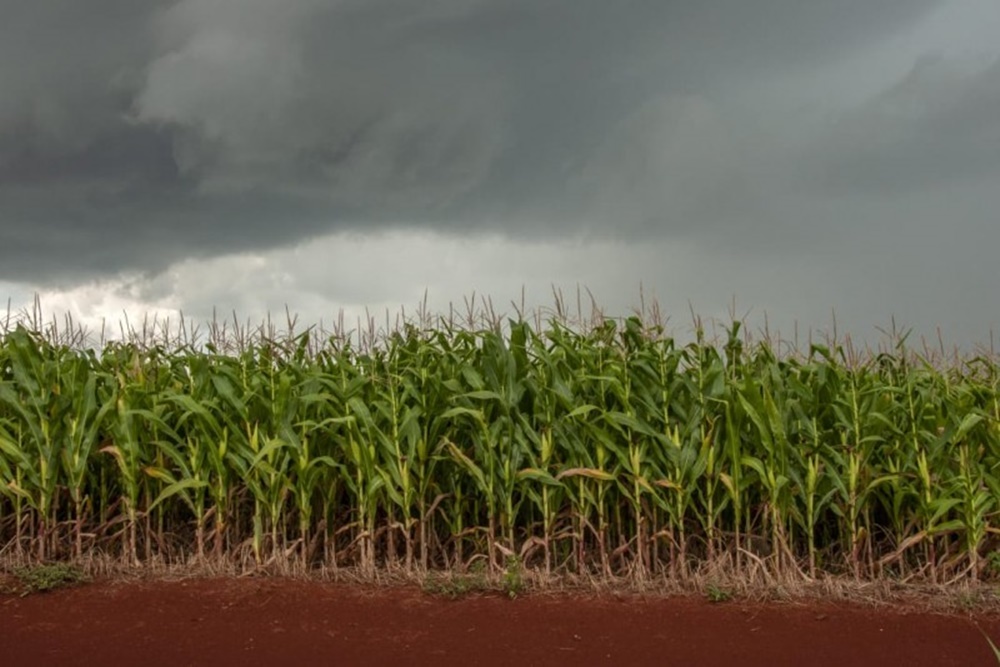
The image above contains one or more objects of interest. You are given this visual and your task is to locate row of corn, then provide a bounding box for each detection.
[0,315,998,582]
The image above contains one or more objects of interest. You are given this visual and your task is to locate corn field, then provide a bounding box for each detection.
[1,305,999,584]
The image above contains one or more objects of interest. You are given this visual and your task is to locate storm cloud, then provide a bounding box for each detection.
[2,0,1000,346]
[1,1,949,277]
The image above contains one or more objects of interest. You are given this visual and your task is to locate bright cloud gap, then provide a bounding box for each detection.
[3,231,996,356]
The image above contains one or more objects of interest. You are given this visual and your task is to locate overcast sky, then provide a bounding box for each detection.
[2,0,1000,349]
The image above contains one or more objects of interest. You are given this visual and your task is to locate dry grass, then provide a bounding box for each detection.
[5,552,998,615]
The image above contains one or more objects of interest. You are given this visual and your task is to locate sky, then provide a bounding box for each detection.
[2,0,1000,349]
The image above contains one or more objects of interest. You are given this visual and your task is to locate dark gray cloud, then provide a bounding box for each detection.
[805,55,1000,194]
[0,0,947,284]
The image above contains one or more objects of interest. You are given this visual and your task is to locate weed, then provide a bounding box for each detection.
[12,563,88,596]
[423,561,489,599]
[423,575,475,598]
[705,583,731,603]
[503,556,524,599]
[423,557,525,599]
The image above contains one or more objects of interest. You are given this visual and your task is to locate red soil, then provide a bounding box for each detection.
[3,578,1000,666]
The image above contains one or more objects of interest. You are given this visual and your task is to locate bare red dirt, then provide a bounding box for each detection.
[3,578,1000,666]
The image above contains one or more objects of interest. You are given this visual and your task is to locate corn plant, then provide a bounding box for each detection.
[0,305,997,587]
